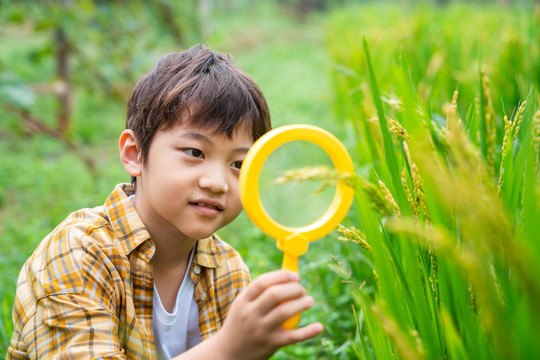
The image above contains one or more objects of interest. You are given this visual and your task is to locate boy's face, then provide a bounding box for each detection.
[133,121,253,243]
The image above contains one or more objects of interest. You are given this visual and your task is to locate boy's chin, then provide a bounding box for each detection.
[185,229,217,241]
[182,218,236,241]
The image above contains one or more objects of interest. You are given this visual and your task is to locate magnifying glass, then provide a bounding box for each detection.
[239,124,355,329]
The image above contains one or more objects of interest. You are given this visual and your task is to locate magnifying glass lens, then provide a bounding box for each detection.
[259,141,336,228]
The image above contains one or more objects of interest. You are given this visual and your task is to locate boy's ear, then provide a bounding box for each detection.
[119,130,143,177]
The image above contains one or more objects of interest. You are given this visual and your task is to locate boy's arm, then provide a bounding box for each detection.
[173,270,323,360]
[11,292,129,359]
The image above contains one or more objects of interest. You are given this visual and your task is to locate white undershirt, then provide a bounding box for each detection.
[153,248,202,359]
[129,194,202,359]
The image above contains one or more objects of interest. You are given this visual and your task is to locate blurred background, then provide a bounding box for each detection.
[1,0,539,358]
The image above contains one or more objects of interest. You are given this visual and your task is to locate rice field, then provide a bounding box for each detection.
[320,2,540,359]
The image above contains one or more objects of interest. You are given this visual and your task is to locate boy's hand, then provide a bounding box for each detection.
[215,270,324,360]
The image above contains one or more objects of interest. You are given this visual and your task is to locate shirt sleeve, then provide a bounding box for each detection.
[18,293,127,359]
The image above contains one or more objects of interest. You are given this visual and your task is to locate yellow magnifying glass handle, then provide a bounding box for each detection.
[282,252,298,273]
[281,252,301,329]
[282,312,301,330]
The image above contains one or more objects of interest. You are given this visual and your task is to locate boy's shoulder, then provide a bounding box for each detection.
[30,204,113,265]
[33,184,137,257]
[20,184,147,294]
[51,204,112,241]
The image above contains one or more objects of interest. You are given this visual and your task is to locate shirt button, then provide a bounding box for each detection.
[193,265,201,275]
[200,292,206,301]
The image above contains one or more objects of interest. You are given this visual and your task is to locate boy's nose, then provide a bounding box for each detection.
[198,166,229,193]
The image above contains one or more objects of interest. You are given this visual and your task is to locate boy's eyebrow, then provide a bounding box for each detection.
[234,147,251,154]
[181,132,213,145]
[180,132,251,153]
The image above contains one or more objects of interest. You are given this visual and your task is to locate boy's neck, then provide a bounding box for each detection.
[130,193,197,268]
[149,221,197,314]
[152,237,196,313]
[152,235,197,269]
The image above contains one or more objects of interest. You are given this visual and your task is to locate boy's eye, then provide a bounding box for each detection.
[231,161,243,170]
[185,148,204,158]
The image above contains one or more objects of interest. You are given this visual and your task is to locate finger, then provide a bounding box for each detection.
[265,295,314,330]
[243,270,299,301]
[275,322,324,347]
[255,282,306,315]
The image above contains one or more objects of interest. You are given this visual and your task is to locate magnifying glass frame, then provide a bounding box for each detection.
[240,124,355,243]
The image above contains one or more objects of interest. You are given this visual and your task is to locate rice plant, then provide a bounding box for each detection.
[317,2,540,357]
[316,33,540,359]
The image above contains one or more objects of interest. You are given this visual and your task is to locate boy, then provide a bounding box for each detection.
[8,45,323,359]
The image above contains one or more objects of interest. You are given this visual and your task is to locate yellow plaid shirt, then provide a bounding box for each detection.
[8,183,250,359]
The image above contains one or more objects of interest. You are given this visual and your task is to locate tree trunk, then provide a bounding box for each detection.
[55,27,71,136]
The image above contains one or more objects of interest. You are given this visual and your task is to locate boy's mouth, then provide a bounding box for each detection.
[190,199,224,211]
[193,202,221,210]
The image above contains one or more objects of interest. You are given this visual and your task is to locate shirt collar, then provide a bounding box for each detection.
[194,236,222,269]
[105,183,154,261]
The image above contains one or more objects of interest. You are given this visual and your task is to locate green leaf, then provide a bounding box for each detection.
[478,66,488,161]
[363,37,409,214]
[0,82,35,109]
[466,102,478,146]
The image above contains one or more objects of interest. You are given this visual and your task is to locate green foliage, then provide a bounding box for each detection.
[0,0,204,143]
[326,2,540,122]
[326,2,540,359]
[0,293,14,352]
